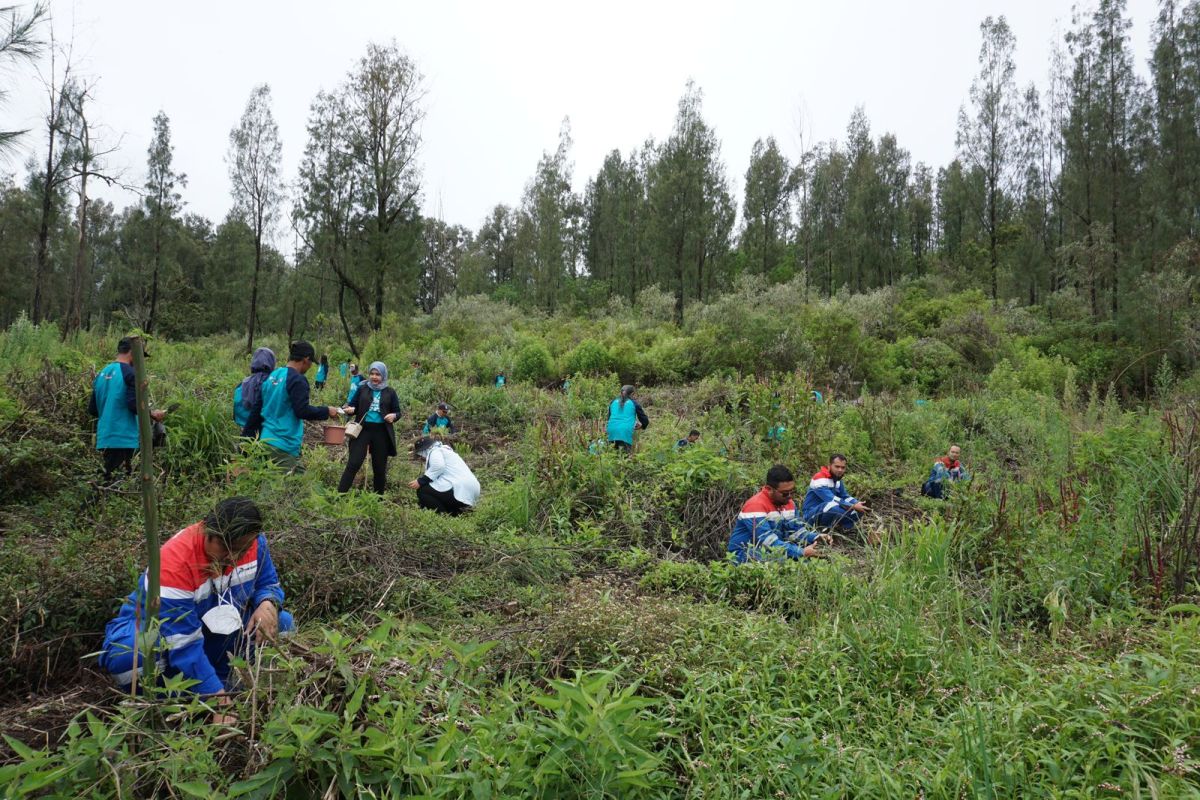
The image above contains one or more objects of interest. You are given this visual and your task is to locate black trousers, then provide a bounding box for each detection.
[416,482,470,515]
[338,423,391,493]
[101,448,135,481]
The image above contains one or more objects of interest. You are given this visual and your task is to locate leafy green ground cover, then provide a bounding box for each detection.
[1,286,1198,798]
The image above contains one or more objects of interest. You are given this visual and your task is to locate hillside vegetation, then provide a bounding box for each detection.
[1,283,1200,798]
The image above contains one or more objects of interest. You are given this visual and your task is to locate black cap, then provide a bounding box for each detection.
[117,337,150,358]
[289,340,316,362]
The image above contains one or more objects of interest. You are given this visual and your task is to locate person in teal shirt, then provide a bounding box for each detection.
[88,338,166,482]
[314,355,329,390]
[605,385,649,452]
[422,403,455,435]
[258,341,341,473]
[338,362,401,493]
[494,373,506,388]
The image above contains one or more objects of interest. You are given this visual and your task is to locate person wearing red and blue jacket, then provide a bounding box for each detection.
[728,465,831,562]
[802,454,869,532]
[98,498,293,716]
[921,445,970,500]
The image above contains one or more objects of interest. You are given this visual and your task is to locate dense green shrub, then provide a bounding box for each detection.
[563,339,611,376]
[513,341,555,383]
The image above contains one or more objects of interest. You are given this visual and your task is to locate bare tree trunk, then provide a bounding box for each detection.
[337,280,359,358]
[246,228,261,353]
[147,220,161,334]
[67,165,88,334]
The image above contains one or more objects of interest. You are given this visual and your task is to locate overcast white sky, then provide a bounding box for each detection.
[3,0,1160,242]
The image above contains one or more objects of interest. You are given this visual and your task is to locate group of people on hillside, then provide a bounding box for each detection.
[727,456,866,562]
[88,339,970,716]
[728,445,969,561]
[229,341,479,514]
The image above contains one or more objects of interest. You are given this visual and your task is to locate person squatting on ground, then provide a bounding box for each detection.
[337,362,402,494]
[676,429,701,449]
[606,384,649,452]
[423,402,455,435]
[802,453,869,533]
[921,445,969,500]
[727,465,831,562]
[88,337,166,483]
[232,346,275,438]
[408,437,480,515]
[98,497,293,723]
[258,340,341,473]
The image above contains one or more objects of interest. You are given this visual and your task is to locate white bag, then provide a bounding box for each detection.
[345,420,363,439]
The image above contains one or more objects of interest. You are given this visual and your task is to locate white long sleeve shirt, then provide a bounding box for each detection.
[423,443,480,507]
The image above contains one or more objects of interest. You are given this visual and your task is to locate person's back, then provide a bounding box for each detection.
[606,385,647,448]
[93,360,138,450]
[259,365,301,454]
[258,341,336,464]
[412,439,480,514]
[233,384,248,430]
[433,445,479,504]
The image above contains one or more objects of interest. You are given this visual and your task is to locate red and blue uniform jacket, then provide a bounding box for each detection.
[928,457,969,483]
[801,466,860,523]
[107,522,284,694]
[727,487,820,562]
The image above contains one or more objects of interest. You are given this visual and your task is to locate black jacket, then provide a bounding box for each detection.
[348,383,402,456]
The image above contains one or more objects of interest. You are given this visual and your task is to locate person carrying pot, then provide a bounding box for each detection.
[337,361,402,494]
[259,341,342,473]
[98,497,293,724]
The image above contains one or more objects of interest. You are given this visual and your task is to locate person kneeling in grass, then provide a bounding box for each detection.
[920,444,969,500]
[727,465,831,562]
[98,497,292,724]
[408,437,480,515]
[801,453,869,533]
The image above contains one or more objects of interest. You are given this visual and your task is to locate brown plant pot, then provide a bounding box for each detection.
[323,425,347,445]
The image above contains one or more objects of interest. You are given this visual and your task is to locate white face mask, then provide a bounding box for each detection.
[201,606,241,638]
[201,603,243,635]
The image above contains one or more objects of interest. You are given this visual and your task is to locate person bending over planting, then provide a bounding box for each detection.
[338,361,402,494]
[88,337,167,484]
[606,384,649,452]
[258,340,341,473]
[676,429,701,449]
[98,497,293,723]
[408,437,480,515]
[727,465,830,562]
[422,402,455,435]
[802,453,869,533]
